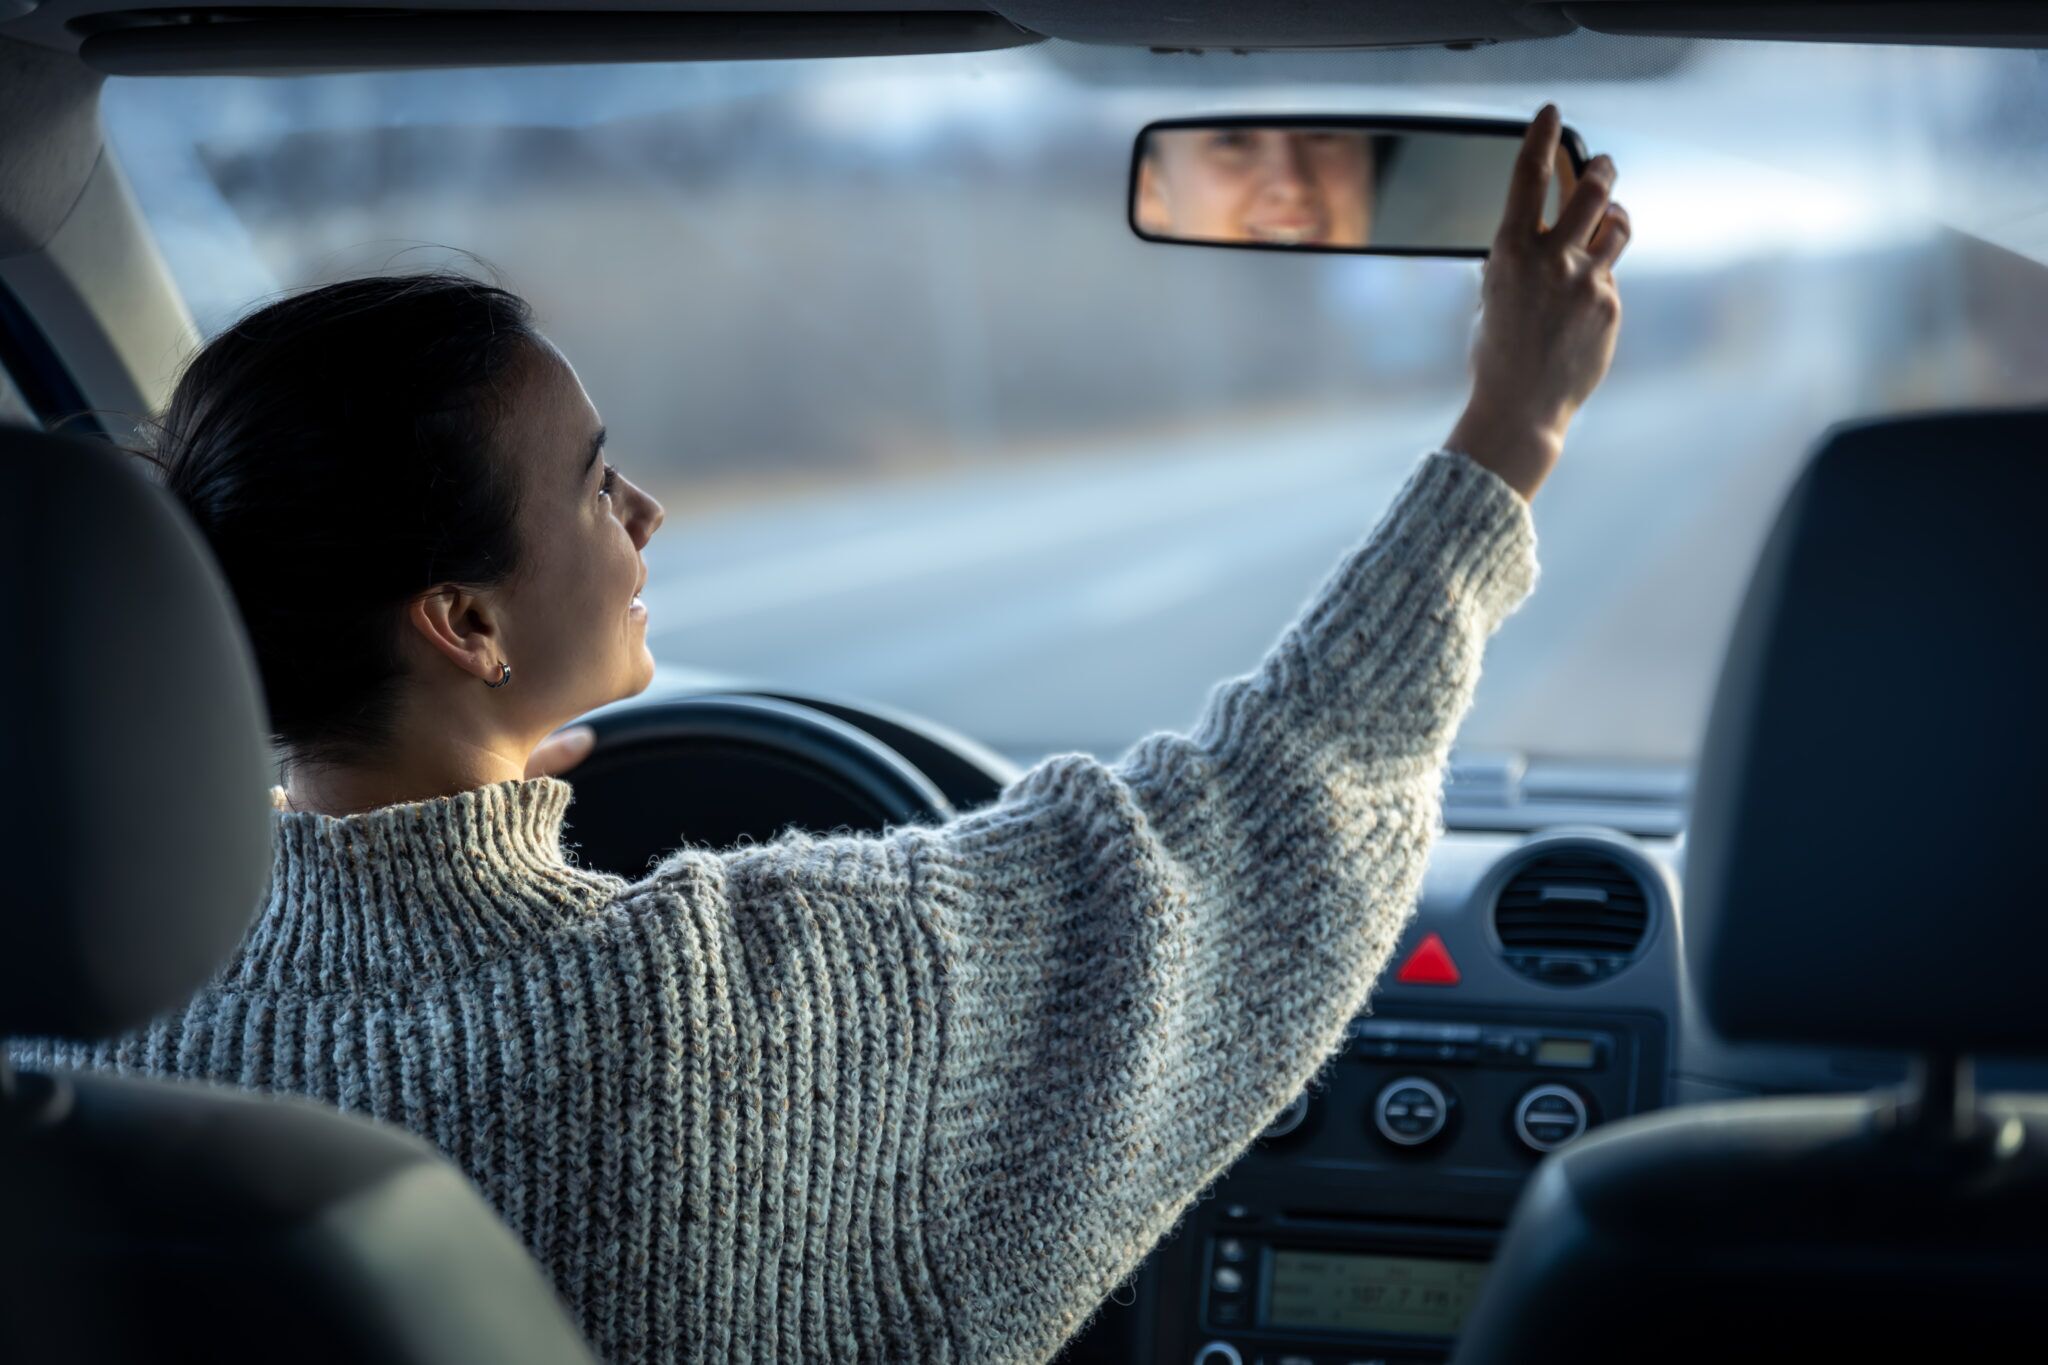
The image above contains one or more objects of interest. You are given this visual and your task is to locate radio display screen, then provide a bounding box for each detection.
[1261,1249,1489,1337]
[1536,1037,1596,1067]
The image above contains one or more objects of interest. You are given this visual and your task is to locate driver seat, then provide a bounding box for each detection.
[0,424,597,1365]
[1453,410,2048,1362]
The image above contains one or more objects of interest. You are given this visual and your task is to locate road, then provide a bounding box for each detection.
[638,360,1843,767]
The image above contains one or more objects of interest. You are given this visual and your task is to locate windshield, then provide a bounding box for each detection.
[103,34,2048,767]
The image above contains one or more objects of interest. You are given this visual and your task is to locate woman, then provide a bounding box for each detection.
[18,109,1627,1362]
[1134,125,1385,247]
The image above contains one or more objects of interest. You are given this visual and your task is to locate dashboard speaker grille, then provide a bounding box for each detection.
[1492,847,1652,985]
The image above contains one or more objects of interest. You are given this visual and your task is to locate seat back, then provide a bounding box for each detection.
[0,426,594,1365]
[1453,410,2048,1363]
[3,1069,600,1364]
[1455,1091,2048,1362]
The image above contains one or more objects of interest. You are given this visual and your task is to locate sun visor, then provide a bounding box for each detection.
[70,9,1041,78]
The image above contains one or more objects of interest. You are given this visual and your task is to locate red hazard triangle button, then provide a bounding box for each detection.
[1395,931,1461,986]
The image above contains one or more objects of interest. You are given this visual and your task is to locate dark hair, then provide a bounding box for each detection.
[149,271,540,770]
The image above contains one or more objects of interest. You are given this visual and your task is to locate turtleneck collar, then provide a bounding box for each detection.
[223,777,628,992]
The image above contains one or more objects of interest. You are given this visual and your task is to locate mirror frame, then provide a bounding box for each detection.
[1127,113,1591,259]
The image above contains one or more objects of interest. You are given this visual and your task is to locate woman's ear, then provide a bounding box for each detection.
[405,587,505,684]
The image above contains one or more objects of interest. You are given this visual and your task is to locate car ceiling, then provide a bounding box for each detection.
[1,0,2045,77]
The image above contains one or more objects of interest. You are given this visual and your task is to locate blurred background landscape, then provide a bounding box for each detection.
[104,34,2048,765]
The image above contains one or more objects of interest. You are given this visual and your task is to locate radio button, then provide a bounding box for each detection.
[1216,1237,1246,1263]
[1373,1076,1452,1147]
[1212,1265,1244,1294]
[1514,1083,1591,1153]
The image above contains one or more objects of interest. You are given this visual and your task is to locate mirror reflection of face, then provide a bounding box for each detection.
[1136,128,1375,248]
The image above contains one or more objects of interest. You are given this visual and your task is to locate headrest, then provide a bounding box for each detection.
[0,426,274,1041]
[1686,410,2048,1054]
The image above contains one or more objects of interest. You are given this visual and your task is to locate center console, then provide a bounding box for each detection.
[1143,1003,1667,1365]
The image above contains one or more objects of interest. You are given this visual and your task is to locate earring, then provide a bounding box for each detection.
[485,661,513,689]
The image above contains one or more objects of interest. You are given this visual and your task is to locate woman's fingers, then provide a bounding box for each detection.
[1499,104,1563,241]
[1451,105,1630,500]
[1550,154,1616,248]
[1549,142,1580,227]
[1588,201,1632,270]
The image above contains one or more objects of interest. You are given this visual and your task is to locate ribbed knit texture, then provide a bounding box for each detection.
[15,450,1535,1364]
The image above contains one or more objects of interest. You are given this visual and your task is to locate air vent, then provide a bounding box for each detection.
[1492,846,1652,986]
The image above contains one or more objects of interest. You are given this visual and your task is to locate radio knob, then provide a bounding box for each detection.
[1372,1075,1452,1147]
[1514,1083,1591,1153]
[1190,1342,1244,1365]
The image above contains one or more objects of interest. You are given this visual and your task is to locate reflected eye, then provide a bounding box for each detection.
[1206,131,1255,154]
[599,463,619,499]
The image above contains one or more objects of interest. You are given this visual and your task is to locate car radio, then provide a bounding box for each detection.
[1143,1004,1667,1365]
[1189,1218,1496,1365]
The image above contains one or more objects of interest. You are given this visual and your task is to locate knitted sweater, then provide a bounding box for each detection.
[16,450,1535,1365]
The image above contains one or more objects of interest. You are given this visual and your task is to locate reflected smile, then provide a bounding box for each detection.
[1246,221,1323,245]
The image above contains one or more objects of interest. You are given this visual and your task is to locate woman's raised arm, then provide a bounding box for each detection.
[897,446,1533,1361]
[664,105,1627,1363]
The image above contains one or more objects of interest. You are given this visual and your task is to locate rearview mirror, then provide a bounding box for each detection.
[1129,116,1587,257]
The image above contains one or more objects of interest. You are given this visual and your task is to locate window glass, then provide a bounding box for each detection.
[103,35,2048,764]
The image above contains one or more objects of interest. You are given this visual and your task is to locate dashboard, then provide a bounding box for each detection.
[1063,822,2048,1365]
[1067,826,1680,1365]
[568,688,2045,1365]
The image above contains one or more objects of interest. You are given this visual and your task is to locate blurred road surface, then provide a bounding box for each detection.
[640,361,1826,765]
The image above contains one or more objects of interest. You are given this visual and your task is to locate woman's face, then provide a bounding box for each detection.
[484,339,665,728]
[1136,128,1376,247]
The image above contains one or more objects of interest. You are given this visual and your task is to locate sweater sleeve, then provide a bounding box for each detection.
[901,449,1537,1361]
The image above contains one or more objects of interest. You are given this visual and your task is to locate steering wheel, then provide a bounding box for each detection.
[563,693,1007,878]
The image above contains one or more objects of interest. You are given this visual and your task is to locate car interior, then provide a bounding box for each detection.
[3,2,2047,1363]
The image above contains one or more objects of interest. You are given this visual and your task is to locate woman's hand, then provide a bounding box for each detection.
[1447,104,1631,501]
[525,724,596,779]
